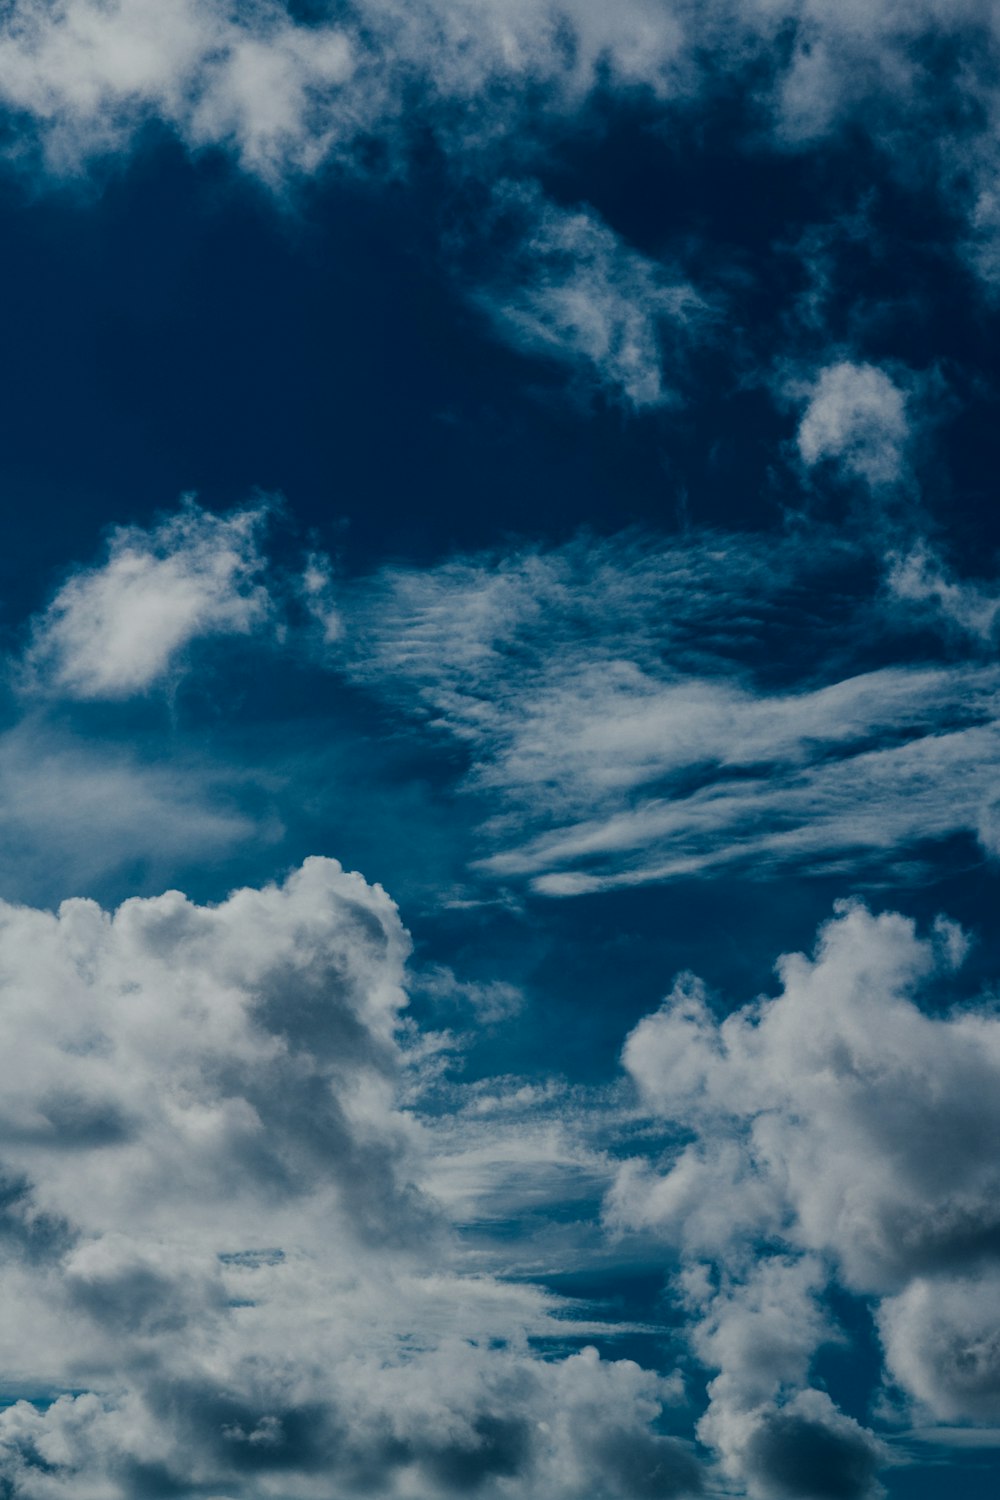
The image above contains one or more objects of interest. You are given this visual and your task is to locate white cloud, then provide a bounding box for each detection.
[475,182,703,410]
[879,1270,1000,1426]
[0,856,701,1498]
[607,901,1000,1487]
[342,531,1000,896]
[794,361,911,489]
[887,542,1000,642]
[0,720,277,900]
[26,500,272,698]
[0,0,997,325]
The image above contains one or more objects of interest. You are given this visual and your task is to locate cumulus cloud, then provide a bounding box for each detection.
[0,856,701,1499]
[26,500,272,698]
[607,901,1000,1487]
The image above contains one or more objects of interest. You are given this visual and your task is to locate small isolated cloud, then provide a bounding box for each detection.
[608,901,1000,1489]
[475,182,704,410]
[794,360,910,489]
[26,500,272,698]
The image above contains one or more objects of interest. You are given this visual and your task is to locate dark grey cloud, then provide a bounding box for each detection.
[739,1395,886,1500]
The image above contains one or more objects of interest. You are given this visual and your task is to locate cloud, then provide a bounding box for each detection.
[607,900,1000,1486]
[879,1270,1000,1425]
[0,717,287,905]
[0,2,982,175]
[793,361,911,490]
[340,530,1000,896]
[0,856,701,1498]
[886,542,1000,643]
[0,3,999,312]
[0,0,356,178]
[474,181,704,410]
[26,500,272,698]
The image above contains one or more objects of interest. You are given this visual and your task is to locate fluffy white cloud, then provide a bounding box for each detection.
[879,1270,1000,1425]
[608,901,1000,1489]
[794,361,911,489]
[0,856,701,1499]
[26,501,272,698]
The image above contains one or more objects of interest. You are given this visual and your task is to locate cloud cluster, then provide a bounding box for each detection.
[0,2,997,403]
[609,901,1000,1493]
[0,856,701,1498]
[0,1,991,177]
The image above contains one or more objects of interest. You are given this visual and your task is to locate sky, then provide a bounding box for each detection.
[0,2,999,1498]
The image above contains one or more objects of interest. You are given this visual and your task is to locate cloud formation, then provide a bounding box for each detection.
[341,530,1000,895]
[793,361,911,491]
[0,1,999,390]
[609,901,1000,1491]
[475,182,703,410]
[26,500,272,698]
[0,857,701,1499]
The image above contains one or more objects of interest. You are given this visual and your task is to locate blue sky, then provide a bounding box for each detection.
[0,3,998,1498]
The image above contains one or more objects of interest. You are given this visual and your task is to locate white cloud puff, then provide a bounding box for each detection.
[887,542,1000,643]
[794,361,910,489]
[26,500,272,698]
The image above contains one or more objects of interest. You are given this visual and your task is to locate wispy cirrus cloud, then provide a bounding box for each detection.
[340,529,1000,896]
[472,181,706,410]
